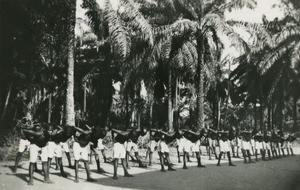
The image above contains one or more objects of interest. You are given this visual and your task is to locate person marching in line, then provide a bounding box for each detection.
[152,129,176,172]
[89,125,109,174]
[254,132,265,161]
[287,134,296,156]
[263,130,273,160]
[207,128,218,160]
[49,124,74,178]
[270,130,279,159]
[182,128,206,169]
[73,125,95,183]
[23,122,53,185]
[216,131,236,167]
[147,129,160,166]
[228,126,238,158]
[111,128,134,179]
[14,116,36,173]
[125,128,147,169]
[241,130,255,164]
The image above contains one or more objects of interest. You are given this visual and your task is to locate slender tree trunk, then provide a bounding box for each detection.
[196,35,204,130]
[217,99,221,130]
[293,96,298,132]
[65,0,77,127]
[254,101,257,129]
[0,83,12,125]
[125,92,129,130]
[83,81,87,113]
[168,67,173,132]
[259,98,264,131]
[48,94,52,123]
[149,98,153,130]
[65,39,75,126]
[278,80,284,130]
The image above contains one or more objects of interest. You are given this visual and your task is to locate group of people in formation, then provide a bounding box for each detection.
[14,115,297,185]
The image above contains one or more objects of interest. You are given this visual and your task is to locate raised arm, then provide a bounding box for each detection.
[23,129,43,137]
[74,126,91,135]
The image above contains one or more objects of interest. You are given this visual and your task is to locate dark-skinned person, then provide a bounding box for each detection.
[153,129,176,172]
[216,130,236,167]
[73,125,95,183]
[111,128,134,180]
[241,130,255,164]
[23,122,53,185]
[125,128,148,168]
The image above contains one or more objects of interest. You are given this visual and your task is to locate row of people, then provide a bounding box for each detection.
[14,119,297,185]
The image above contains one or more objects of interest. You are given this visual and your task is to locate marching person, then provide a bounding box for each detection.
[125,128,147,168]
[152,129,176,172]
[254,132,265,161]
[147,129,160,166]
[182,128,206,169]
[241,130,255,164]
[73,125,95,183]
[263,131,273,160]
[216,131,236,167]
[14,116,35,173]
[111,128,134,179]
[23,123,53,185]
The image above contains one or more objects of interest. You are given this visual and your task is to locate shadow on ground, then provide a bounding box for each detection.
[94,156,300,190]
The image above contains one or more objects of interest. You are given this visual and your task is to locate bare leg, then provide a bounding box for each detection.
[183,151,187,169]
[101,149,107,163]
[247,150,255,163]
[14,152,23,172]
[255,149,259,162]
[217,152,223,166]
[74,160,79,183]
[227,152,236,166]
[113,158,119,179]
[196,152,205,167]
[83,160,94,182]
[165,152,175,171]
[27,162,34,185]
[121,158,133,177]
[58,157,67,177]
[65,152,73,167]
[148,151,153,166]
[159,152,166,172]
[43,161,53,183]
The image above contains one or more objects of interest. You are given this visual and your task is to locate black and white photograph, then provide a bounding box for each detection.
[0,0,300,189]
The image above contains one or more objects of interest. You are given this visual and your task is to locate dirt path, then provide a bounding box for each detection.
[1,147,300,190]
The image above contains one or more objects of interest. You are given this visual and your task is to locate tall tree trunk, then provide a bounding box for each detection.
[254,101,257,129]
[167,67,173,132]
[83,81,87,114]
[217,98,221,130]
[65,0,77,126]
[48,94,52,123]
[196,35,204,130]
[125,92,130,130]
[65,39,75,126]
[259,98,264,131]
[278,80,284,130]
[293,96,298,132]
[267,104,271,131]
[0,83,12,125]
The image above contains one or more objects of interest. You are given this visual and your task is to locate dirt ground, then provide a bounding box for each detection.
[1,146,300,190]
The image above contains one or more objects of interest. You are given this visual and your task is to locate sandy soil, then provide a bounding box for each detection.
[1,147,300,190]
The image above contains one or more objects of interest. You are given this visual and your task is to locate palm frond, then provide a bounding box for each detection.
[274,25,300,45]
[218,0,257,12]
[120,0,154,46]
[203,14,249,55]
[259,41,296,74]
[104,0,131,59]
[291,41,300,70]
[228,20,274,52]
